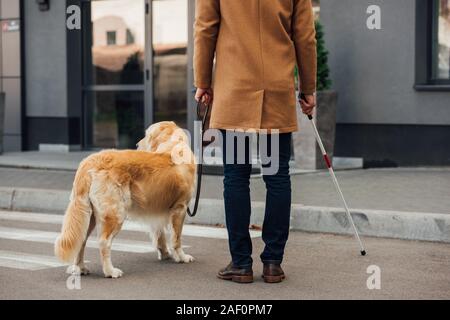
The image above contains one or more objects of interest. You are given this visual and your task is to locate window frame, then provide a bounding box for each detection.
[415,0,450,91]
[106,31,117,46]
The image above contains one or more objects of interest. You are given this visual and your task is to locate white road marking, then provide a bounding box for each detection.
[0,250,66,271]
[0,212,215,272]
[0,211,62,224]
[0,210,261,271]
[0,226,157,253]
[0,210,262,239]
[0,257,52,271]
[123,220,261,239]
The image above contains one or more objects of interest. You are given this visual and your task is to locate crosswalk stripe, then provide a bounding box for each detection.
[0,257,53,271]
[0,211,62,224]
[0,210,262,239]
[0,211,235,272]
[0,226,157,253]
[123,220,261,239]
[0,250,66,270]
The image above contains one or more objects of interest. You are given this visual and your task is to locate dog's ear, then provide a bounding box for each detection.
[139,122,183,152]
[137,132,156,152]
[170,128,189,144]
[139,124,162,152]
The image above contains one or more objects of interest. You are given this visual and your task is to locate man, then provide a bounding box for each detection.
[194,0,317,283]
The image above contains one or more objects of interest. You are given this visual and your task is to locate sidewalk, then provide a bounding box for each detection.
[0,152,450,243]
[1,164,449,213]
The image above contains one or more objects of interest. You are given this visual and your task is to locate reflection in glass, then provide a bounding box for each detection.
[434,0,450,80]
[86,91,144,149]
[153,0,188,128]
[87,0,145,85]
[83,0,146,150]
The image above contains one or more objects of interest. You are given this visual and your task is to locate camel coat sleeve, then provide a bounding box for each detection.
[193,0,220,89]
[293,0,317,95]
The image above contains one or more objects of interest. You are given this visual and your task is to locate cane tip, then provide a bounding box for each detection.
[361,250,367,256]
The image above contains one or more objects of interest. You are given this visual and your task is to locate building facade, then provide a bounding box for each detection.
[321,0,450,166]
[0,0,22,151]
[0,0,449,166]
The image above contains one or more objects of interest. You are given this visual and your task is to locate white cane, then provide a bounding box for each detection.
[305,112,367,256]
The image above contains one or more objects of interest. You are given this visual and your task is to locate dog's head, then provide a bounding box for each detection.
[137,121,190,154]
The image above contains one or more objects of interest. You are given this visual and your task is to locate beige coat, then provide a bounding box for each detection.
[194,0,317,133]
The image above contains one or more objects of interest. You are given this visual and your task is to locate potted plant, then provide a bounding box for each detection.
[293,20,338,170]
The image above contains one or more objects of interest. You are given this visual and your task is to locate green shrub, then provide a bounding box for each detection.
[295,20,332,91]
[315,20,332,91]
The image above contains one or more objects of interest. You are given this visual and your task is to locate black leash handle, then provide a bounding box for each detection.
[187,100,211,217]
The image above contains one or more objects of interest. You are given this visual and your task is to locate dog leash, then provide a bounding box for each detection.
[187,100,211,217]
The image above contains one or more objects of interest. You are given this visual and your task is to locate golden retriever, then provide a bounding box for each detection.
[55,121,196,278]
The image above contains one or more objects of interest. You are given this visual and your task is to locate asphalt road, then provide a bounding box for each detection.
[0,210,449,300]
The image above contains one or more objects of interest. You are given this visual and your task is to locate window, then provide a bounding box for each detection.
[415,0,450,89]
[126,28,135,45]
[152,0,188,129]
[106,31,116,46]
[432,0,450,81]
[82,0,146,149]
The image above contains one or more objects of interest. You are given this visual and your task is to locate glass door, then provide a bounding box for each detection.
[82,0,190,149]
[152,0,188,129]
[82,0,148,149]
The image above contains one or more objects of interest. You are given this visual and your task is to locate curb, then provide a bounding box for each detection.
[0,187,69,213]
[1,186,449,243]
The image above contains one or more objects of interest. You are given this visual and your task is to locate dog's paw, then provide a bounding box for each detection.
[80,266,90,275]
[158,250,171,261]
[181,254,195,263]
[104,268,123,279]
[66,265,89,276]
[172,250,195,263]
[66,265,79,275]
[171,252,182,263]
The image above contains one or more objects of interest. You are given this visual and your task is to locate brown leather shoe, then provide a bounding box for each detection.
[262,263,286,283]
[217,262,254,283]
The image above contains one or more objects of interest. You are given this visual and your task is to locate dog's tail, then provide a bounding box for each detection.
[55,158,94,263]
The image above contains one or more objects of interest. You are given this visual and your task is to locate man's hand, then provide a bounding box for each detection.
[195,88,214,105]
[300,93,316,116]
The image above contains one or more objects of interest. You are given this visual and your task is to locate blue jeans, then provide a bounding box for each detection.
[221,130,292,267]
